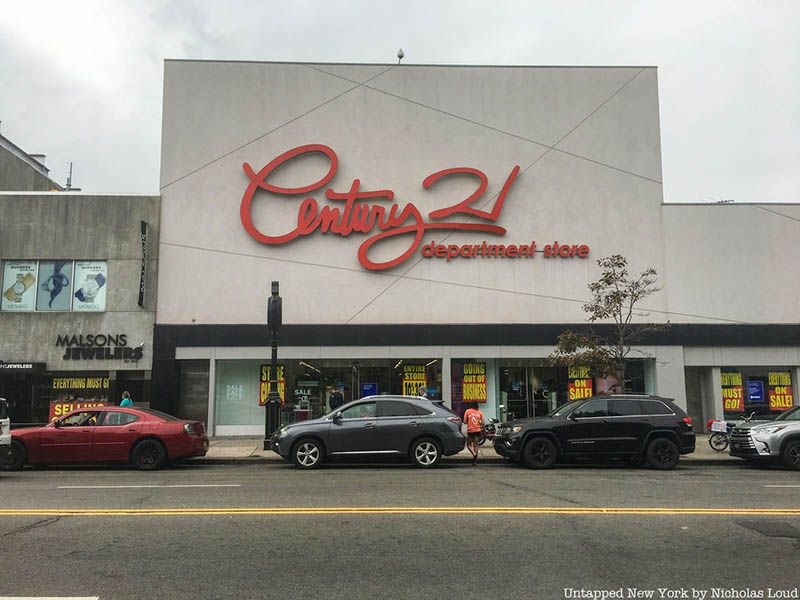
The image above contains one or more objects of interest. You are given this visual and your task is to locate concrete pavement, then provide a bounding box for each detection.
[202,433,738,464]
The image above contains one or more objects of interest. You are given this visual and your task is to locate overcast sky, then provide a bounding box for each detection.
[0,0,797,202]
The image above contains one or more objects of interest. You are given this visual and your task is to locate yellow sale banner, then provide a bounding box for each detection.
[568,366,593,400]
[768,371,793,412]
[259,364,285,405]
[402,365,427,396]
[462,363,487,403]
[721,371,744,412]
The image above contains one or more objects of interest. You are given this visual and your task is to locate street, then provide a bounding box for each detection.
[1,460,799,599]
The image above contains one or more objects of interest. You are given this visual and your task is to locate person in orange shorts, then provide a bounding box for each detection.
[463,402,485,466]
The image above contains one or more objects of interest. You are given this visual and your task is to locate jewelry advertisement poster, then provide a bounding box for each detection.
[1,260,38,311]
[72,260,108,312]
[36,260,74,311]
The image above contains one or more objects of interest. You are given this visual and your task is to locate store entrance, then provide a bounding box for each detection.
[0,372,34,424]
[498,362,569,420]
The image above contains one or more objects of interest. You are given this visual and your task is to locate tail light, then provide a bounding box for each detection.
[184,423,196,435]
[446,416,461,424]
[683,416,693,428]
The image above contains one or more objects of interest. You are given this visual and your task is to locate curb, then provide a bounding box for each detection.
[193,456,741,467]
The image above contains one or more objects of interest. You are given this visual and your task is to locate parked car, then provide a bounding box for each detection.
[494,394,695,470]
[6,406,208,471]
[0,398,10,469]
[270,395,465,469]
[729,405,800,470]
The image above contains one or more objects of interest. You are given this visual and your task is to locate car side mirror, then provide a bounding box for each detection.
[53,420,62,428]
[568,412,578,421]
[333,411,343,423]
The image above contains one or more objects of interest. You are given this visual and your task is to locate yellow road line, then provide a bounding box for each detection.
[0,507,799,517]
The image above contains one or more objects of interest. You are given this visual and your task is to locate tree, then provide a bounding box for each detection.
[549,254,663,391]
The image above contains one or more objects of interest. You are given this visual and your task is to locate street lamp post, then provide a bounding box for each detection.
[264,281,282,450]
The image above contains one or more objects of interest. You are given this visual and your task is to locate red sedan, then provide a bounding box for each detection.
[7,407,208,471]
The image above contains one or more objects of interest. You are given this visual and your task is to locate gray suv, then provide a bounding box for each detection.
[730,405,800,469]
[269,395,465,469]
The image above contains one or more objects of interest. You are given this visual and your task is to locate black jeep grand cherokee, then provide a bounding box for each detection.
[494,394,695,470]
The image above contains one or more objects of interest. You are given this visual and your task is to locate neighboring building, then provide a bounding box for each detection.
[0,192,159,424]
[152,60,799,435]
[0,131,63,192]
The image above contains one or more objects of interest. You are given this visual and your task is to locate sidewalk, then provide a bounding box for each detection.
[200,434,738,465]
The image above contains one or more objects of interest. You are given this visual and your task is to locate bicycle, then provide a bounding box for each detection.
[708,412,755,452]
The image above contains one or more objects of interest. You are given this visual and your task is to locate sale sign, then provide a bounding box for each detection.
[568,366,593,400]
[462,363,487,403]
[721,371,744,413]
[768,371,794,412]
[49,400,107,421]
[402,365,427,396]
[259,364,285,405]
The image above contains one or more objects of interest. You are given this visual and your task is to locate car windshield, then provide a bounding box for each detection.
[773,406,800,422]
[546,400,583,418]
[136,408,182,421]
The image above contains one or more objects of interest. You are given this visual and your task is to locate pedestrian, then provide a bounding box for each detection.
[329,388,344,411]
[417,385,428,399]
[120,390,134,407]
[463,402,484,466]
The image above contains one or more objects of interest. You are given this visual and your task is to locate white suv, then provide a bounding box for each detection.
[0,398,10,468]
[730,405,800,470]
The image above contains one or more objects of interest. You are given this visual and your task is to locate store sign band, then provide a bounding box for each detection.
[240,144,590,271]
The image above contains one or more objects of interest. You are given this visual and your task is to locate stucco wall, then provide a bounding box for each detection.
[0,193,160,370]
[157,60,798,328]
[661,203,800,324]
[158,61,667,325]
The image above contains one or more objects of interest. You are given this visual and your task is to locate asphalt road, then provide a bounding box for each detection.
[1,459,799,600]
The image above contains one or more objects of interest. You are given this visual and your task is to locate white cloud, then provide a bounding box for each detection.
[0,0,797,201]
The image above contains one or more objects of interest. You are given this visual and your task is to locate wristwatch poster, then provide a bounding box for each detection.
[72,261,108,312]
[37,260,74,311]
[1,261,38,311]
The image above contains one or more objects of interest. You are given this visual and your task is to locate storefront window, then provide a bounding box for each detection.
[214,358,442,429]
[495,361,568,420]
[722,368,795,419]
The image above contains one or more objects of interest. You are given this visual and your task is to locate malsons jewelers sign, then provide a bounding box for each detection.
[240,144,591,270]
[56,333,143,361]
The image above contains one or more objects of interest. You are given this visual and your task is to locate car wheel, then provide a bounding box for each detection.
[131,439,167,471]
[521,437,557,469]
[411,438,441,468]
[7,440,27,471]
[781,440,800,471]
[292,439,324,469]
[645,438,680,470]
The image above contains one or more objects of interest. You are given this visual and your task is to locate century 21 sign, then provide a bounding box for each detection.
[240,144,590,271]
